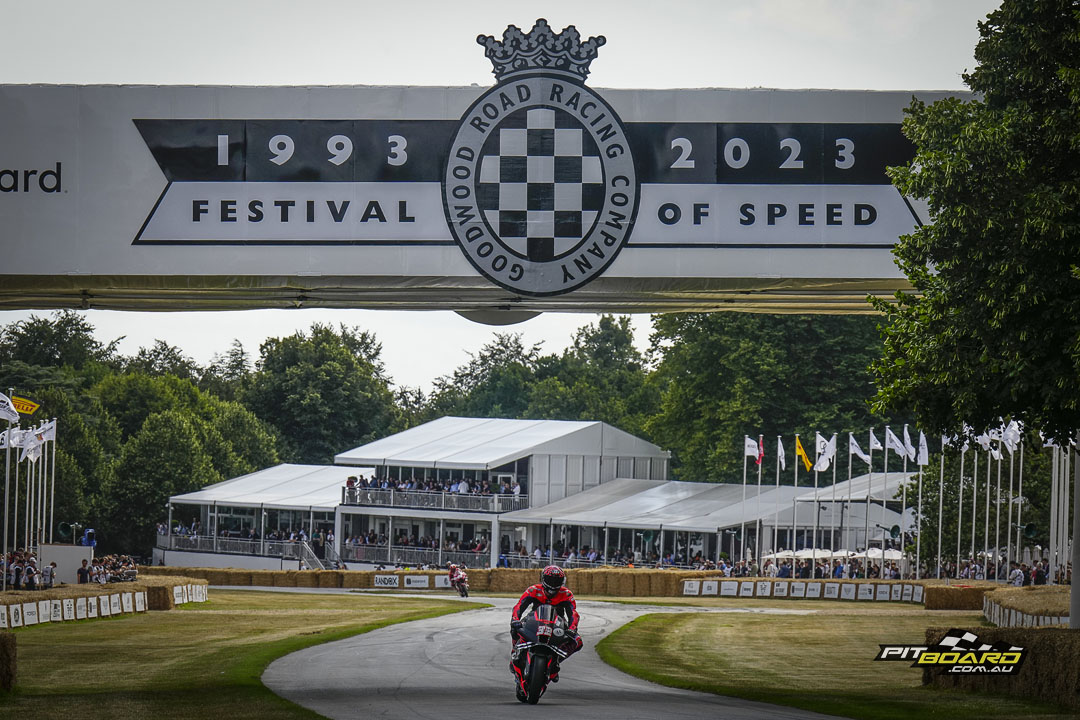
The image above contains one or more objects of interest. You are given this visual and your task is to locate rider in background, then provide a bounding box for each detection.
[448,562,465,590]
[509,565,582,682]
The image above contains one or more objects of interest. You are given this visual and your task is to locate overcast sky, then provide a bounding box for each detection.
[0,0,1000,392]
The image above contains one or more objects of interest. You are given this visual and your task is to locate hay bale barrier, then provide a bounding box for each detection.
[0,632,14,691]
[923,585,990,611]
[1,575,207,622]
[924,626,1080,707]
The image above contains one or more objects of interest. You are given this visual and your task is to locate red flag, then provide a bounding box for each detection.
[756,435,764,466]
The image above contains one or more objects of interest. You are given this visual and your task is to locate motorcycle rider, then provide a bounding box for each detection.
[509,565,582,682]
[448,562,466,591]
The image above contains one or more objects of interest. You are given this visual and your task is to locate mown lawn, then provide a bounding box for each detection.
[597,608,1070,720]
[0,589,480,719]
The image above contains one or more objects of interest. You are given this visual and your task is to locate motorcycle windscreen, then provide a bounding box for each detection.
[533,604,558,623]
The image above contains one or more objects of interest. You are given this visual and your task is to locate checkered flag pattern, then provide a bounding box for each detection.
[934,629,1022,652]
[477,108,604,262]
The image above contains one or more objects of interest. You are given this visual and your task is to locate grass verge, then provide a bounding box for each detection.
[596,610,1070,719]
[0,589,482,719]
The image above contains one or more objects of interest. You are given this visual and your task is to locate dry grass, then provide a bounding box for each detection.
[0,589,477,719]
[988,586,1071,618]
[598,609,1067,719]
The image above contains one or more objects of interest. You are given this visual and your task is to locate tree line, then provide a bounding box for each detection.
[0,311,889,553]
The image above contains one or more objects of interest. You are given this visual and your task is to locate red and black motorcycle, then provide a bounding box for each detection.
[510,604,572,704]
[450,568,469,598]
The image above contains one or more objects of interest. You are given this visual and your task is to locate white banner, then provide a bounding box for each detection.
[805,582,822,598]
[824,582,840,599]
[739,581,755,598]
[404,575,430,589]
[682,580,701,596]
[374,574,400,588]
[720,580,738,597]
[701,580,719,596]
[63,598,75,621]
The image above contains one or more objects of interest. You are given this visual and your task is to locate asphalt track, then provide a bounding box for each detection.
[263,593,841,720]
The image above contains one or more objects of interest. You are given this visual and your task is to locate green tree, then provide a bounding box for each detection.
[244,323,397,463]
[125,339,201,381]
[873,0,1080,441]
[198,339,251,401]
[427,333,541,419]
[647,313,885,482]
[0,310,120,372]
[108,411,221,553]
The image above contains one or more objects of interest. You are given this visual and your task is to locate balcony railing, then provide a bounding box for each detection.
[341,487,529,513]
[157,534,310,562]
[341,543,490,568]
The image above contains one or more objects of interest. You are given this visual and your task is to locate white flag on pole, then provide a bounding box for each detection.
[849,434,871,465]
[777,438,786,471]
[869,430,883,452]
[917,431,929,466]
[744,436,760,458]
[1002,420,1021,454]
[902,426,917,461]
[0,393,19,424]
[813,433,836,472]
[19,429,44,463]
[885,427,906,456]
[40,418,56,442]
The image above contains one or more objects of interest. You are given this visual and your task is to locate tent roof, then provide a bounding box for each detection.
[792,471,915,503]
[499,474,907,533]
[334,416,666,470]
[169,464,372,511]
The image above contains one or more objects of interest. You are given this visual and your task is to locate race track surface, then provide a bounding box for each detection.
[263,595,840,720]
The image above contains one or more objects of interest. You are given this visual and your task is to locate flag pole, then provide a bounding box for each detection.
[1015,441,1024,569]
[812,434,820,573]
[2,388,12,591]
[830,434,838,557]
[864,429,873,573]
[845,433,853,556]
[1006,435,1014,567]
[740,435,748,564]
[774,435,781,558]
[12,430,19,552]
[995,438,1003,581]
[971,449,978,568]
[916,459,923,579]
[756,435,763,564]
[901,425,909,577]
[984,442,992,580]
[792,433,800,559]
[24,437,31,549]
[1050,445,1059,580]
[48,418,56,545]
[882,426,891,573]
[956,445,966,577]
[937,437,945,579]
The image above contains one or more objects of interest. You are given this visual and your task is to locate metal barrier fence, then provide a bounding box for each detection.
[341,543,490,568]
[341,487,529,513]
[158,534,307,561]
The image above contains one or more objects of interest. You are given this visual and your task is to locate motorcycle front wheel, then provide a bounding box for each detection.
[459,585,469,598]
[525,654,548,704]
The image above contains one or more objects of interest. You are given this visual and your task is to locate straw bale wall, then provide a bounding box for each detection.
[924,626,1080,707]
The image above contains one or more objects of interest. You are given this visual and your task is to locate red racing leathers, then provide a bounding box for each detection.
[448,566,465,586]
[510,584,583,665]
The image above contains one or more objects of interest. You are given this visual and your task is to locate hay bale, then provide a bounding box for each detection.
[317,571,343,588]
[570,570,592,596]
[647,572,668,596]
[588,570,609,596]
[247,570,275,587]
[145,585,175,611]
[467,569,490,591]
[924,626,1080,706]
[609,571,634,597]
[0,633,14,691]
[292,571,319,588]
[924,586,989,610]
[341,571,370,589]
[272,571,295,588]
[633,572,652,597]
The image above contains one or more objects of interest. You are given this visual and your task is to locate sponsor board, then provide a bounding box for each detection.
[756,580,772,597]
[122,593,134,613]
[76,597,87,620]
[902,584,913,602]
[890,584,902,601]
[0,605,6,628]
[740,581,755,598]
[51,600,62,622]
[720,581,738,597]
[790,581,806,598]
[110,594,122,615]
[9,604,22,628]
[824,582,840,599]
[805,582,822,598]
[63,598,75,621]
[135,592,146,612]
[913,585,924,603]
[99,596,110,616]
[23,602,38,625]
[38,600,50,623]
[840,583,857,600]
[173,586,183,605]
[405,575,430,589]
[773,581,789,598]
[857,584,874,600]
[86,597,98,619]
[701,580,718,596]
[434,575,452,588]
[374,574,400,588]
[875,584,890,602]
[683,580,701,596]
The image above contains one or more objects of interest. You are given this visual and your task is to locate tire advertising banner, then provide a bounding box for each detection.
[0,20,963,314]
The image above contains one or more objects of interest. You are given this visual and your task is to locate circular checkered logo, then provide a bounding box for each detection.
[443,75,638,296]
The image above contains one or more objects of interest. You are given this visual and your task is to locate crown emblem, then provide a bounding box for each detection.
[477,19,605,83]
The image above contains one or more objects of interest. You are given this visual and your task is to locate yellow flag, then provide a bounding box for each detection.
[795,436,812,472]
